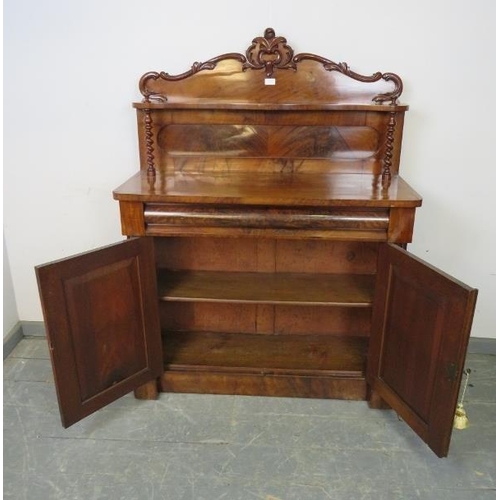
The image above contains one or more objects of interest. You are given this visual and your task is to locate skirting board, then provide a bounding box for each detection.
[3,320,496,359]
[3,322,24,360]
[3,321,46,360]
[467,337,496,355]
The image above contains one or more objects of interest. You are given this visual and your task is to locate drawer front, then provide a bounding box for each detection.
[144,203,389,234]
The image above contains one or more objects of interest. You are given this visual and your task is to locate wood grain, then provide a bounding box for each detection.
[157,270,375,306]
[367,244,478,457]
[114,171,422,207]
[160,370,367,400]
[35,238,162,427]
[159,302,371,337]
[138,28,404,106]
[163,331,368,376]
[154,237,378,274]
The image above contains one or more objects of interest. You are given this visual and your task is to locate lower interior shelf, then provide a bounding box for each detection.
[163,331,368,377]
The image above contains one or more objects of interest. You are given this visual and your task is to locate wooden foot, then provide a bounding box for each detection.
[367,387,391,409]
[134,379,159,400]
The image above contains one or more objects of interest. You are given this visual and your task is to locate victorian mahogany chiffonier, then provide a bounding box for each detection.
[36,29,477,457]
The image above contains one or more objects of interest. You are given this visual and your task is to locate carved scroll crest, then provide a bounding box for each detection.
[293,53,403,105]
[139,53,246,103]
[139,28,403,105]
[242,27,296,77]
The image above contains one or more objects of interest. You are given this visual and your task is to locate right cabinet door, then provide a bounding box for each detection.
[367,243,478,457]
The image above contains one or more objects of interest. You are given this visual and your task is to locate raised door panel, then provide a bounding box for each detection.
[367,244,477,457]
[36,238,162,428]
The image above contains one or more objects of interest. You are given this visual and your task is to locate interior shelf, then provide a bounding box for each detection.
[157,270,375,306]
[163,331,368,377]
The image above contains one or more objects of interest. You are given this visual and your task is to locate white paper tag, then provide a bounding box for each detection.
[264,78,276,86]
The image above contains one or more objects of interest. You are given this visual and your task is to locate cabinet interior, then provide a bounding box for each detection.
[154,236,378,399]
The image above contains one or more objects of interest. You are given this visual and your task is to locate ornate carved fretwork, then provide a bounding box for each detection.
[242,27,296,77]
[382,111,397,188]
[139,28,403,105]
[293,53,403,105]
[139,54,246,103]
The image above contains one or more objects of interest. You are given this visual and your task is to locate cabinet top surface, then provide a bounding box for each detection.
[113,171,422,208]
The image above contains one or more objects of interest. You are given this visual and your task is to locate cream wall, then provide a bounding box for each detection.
[3,234,19,336]
[4,0,495,337]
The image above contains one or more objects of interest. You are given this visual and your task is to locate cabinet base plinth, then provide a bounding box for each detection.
[160,370,367,400]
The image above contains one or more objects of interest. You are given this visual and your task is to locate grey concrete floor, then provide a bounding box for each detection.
[4,337,496,500]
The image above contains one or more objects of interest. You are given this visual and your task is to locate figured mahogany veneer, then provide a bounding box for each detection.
[36,28,477,458]
[35,239,163,428]
[114,172,421,206]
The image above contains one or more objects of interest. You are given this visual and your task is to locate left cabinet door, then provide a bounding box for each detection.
[36,238,163,428]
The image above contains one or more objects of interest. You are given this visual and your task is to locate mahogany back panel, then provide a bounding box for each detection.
[160,124,378,159]
[154,237,378,274]
[136,108,405,177]
[160,302,371,337]
[138,57,400,105]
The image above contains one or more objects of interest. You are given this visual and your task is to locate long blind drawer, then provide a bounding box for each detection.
[144,204,390,231]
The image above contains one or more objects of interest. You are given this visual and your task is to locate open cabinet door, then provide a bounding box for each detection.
[367,244,477,457]
[36,238,163,428]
